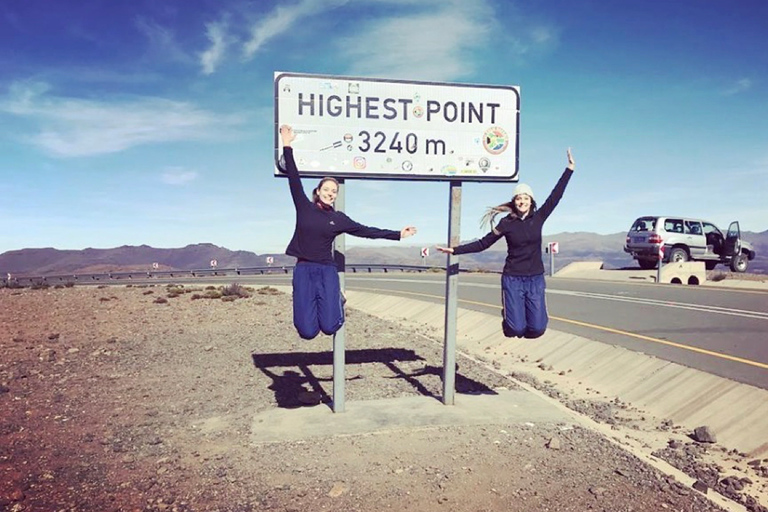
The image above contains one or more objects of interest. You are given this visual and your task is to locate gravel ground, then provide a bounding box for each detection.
[0,283,763,511]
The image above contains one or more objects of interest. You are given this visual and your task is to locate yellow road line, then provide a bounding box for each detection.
[352,286,768,371]
[548,315,768,370]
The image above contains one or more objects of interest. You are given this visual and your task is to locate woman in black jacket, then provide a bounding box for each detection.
[279,125,417,339]
[437,149,575,338]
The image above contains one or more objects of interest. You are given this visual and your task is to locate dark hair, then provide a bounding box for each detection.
[312,177,339,205]
[479,198,538,229]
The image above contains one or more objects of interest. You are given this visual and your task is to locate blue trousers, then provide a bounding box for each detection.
[500,273,548,339]
[292,262,344,340]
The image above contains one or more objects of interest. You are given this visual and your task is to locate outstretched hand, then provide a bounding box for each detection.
[280,124,295,147]
[435,246,454,254]
[401,226,417,239]
[567,147,575,171]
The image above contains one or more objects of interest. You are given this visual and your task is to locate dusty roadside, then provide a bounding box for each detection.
[0,284,763,511]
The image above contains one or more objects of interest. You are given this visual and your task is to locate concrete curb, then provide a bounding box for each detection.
[344,289,768,458]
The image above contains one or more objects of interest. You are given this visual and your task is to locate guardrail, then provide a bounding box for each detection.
[1,264,440,288]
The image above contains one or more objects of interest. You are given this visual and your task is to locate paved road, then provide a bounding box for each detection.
[237,271,768,390]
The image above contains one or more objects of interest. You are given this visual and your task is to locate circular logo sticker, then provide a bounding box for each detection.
[483,126,509,155]
[413,106,424,118]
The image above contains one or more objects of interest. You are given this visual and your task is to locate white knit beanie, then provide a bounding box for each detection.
[513,183,534,201]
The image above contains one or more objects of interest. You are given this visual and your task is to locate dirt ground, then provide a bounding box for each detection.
[1,283,766,512]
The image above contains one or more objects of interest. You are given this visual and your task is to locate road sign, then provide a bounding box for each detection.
[274,72,520,182]
[548,242,559,254]
[152,262,159,270]
[266,256,274,265]
[421,247,429,258]
[210,259,218,268]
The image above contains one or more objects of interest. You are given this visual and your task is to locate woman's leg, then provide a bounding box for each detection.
[317,265,344,336]
[523,274,548,338]
[292,264,321,340]
[501,275,527,338]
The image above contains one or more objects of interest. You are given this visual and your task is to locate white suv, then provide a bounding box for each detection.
[624,216,756,272]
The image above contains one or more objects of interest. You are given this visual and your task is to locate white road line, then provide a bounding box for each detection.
[346,276,768,321]
[546,289,768,321]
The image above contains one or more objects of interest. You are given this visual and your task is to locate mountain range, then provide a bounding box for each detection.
[1,231,767,277]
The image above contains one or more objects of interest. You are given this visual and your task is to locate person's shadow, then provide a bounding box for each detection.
[252,348,498,409]
[259,367,334,408]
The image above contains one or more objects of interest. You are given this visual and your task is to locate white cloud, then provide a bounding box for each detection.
[242,0,351,58]
[238,0,556,81]
[0,82,247,157]
[723,78,753,96]
[134,16,192,65]
[339,10,491,81]
[200,19,230,75]
[161,167,199,185]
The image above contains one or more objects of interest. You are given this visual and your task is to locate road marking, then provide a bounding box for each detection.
[548,315,768,370]
[350,286,768,371]
[547,289,768,321]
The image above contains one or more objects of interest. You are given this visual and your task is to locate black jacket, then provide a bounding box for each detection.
[453,169,573,276]
[282,147,401,265]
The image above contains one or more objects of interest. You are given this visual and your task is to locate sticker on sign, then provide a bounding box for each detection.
[274,72,520,182]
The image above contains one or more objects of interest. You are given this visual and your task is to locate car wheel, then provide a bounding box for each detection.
[668,247,688,263]
[730,253,748,273]
[638,259,657,270]
[704,261,718,270]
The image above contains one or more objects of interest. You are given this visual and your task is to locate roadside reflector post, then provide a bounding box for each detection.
[657,242,665,283]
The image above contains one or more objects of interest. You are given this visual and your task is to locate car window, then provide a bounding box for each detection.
[685,220,703,235]
[630,217,656,232]
[702,222,721,236]
[664,218,684,233]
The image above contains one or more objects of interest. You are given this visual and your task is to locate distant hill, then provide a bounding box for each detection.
[1,231,766,277]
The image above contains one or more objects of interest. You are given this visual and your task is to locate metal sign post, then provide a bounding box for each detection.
[332,180,346,413]
[442,181,462,405]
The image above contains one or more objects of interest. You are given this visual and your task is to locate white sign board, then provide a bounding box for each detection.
[274,72,520,182]
[266,256,274,265]
[549,242,559,254]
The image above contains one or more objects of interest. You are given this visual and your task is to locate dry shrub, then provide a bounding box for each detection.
[222,282,251,299]
[204,289,222,299]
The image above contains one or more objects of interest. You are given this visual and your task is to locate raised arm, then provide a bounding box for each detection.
[537,148,575,221]
[279,125,309,207]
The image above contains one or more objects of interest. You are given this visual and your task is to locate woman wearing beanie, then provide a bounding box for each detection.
[278,124,417,340]
[436,149,575,338]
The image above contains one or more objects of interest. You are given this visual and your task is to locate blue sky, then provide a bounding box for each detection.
[1,0,766,256]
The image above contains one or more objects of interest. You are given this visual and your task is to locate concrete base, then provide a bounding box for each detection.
[555,260,707,285]
[251,389,570,444]
[660,261,706,285]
